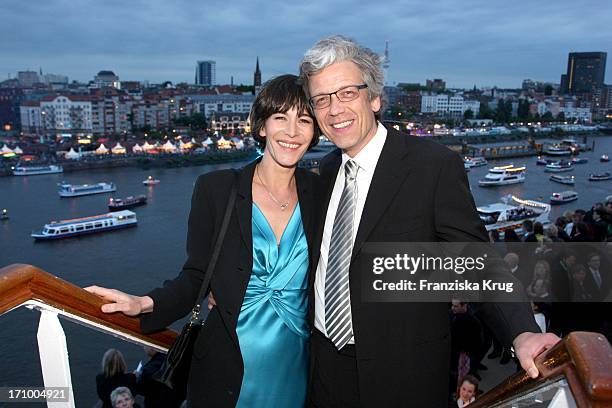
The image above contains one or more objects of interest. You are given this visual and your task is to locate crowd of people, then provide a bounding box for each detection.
[450,197,612,406]
[95,347,183,408]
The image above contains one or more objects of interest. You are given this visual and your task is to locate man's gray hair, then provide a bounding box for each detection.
[299,35,384,100]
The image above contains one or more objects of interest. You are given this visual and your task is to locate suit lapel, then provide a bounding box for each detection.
[351,130,411,260]
[236,161,256,254]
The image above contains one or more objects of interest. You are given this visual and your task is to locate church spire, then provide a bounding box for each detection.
[253,57,262,90]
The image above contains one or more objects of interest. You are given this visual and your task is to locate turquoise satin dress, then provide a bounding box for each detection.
[235,203,310,407]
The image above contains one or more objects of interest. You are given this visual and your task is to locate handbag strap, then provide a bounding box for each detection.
[190,170,239,322]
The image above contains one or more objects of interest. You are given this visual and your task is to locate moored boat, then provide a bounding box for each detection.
[31,210,137,240]
[550,174,575,185]
[545,160,574,173]
[12,164,63,176]
[478,165,526,187]
[58,182,116,197]
[143,176,160,185]
[477,195,551,235]
[463,156,488,168]
[543,144,572,156]
[0,208,8,221]
[570,157,588,164]
[550,191,579,204]
[108,195,147,211]
[601,154,610,162]
[589,172,612,181]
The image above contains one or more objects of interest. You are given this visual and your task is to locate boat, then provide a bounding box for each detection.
[12,164,63,176]
[589,172,612,181]
[0,209,8,221]
[550,174,575,185]
[58,182,116,197]
[463,156,488,168]
[601,154,610,162]
[543,144,572,156]
[31,210,137,240]
[108,195,147,211]
[570,157,588,164]
[477,195,551,235]
[550,191,579,204]
[143,176,160,185]
[545,160,574,173]
[536,157,551,166]
[478,165,526,187]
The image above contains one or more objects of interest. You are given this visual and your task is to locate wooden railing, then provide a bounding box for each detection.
[0,263,177,349]
[471,331,612,407]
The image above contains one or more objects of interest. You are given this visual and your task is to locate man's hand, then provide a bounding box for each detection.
[84,285,154,316]
[513,332,561,378]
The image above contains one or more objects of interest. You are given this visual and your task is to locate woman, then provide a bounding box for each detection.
[86,74,320,407]
[110,387,140,408]
[96,349,139,408]
[526,260,552,300]
[456,375,478,407]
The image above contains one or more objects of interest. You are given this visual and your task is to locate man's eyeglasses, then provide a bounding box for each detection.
[309,84,368,110]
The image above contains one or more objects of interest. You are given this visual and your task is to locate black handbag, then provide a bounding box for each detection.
[154,171,238,399]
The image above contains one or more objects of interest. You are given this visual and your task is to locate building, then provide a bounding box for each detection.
[93,71,120,89]
[17,71,40,87]
[0,87,24,132]
[21,94,93,137]
[562,52,607,95]
[210,111,249,133]
[426,79,446,92]
[188,94,254,118]
[195,60,216,87]
[254,57,261,88]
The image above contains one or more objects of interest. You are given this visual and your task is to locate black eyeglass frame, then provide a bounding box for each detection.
[309,84,368,109]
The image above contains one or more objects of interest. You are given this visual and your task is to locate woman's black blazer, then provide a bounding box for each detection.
[141,159,318,407]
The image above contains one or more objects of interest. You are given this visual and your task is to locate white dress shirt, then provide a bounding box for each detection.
[314,122,388,342]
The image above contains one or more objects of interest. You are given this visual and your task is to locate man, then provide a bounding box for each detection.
[299,36,559,407]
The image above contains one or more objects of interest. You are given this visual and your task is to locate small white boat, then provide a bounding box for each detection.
[550,174,575,185]
[589,172,612,181]
[601,154,610,162]
[31,210,137,240]
[478,165,526,187]
[543,144,572,156]
[463,157,488,168]
[143,176,160,185]
[12,164,63,176]
[0,208,8,221]
[545,161,573,173]
[477,195,551,235]
[570,157,588,164]
[550,191,579,204]
[58,182,116,197]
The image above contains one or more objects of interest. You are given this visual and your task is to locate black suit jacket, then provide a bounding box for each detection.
[141,159,318,407]
[309,128,539,407]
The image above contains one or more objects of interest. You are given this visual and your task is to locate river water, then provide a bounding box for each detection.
[0,136,610,406]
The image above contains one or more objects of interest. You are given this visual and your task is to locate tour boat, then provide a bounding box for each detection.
[543,144,572,156]
[477,195,551,235]
[550,191,579,205]
[58,182,116,197]
[31,210,137,240]
[589,172,612,181]
[12,164,63,176]
[536,157,550,166]
[601,154,610,162]
[478,165,526,187]
[108,195,147,211]
[545,161,574,173]
[463,156,488,168]
[143,176,160,185]
[550,174,575,185]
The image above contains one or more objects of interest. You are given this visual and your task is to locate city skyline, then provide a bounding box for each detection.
[2,0,611,89]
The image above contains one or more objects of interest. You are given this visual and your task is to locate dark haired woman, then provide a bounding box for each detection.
[87,74,320,407]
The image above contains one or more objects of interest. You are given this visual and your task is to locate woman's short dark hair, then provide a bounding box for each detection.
[250,74,320,150]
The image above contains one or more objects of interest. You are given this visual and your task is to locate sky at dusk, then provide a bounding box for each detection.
[2,0,611,89]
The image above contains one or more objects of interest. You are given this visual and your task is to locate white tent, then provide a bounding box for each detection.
[232,138,245,150]
[65,148,81,160]
[142,141,154,151]
[1,145,13,154]
[217,137,232,150]
[161,140,177,153]
[111,142,126,154]
[178,140,191,151]
[202,137,214,146]
[13,146,23,154]
[132,143,143,153]
[95,143,109,154]
[190,137,198,145]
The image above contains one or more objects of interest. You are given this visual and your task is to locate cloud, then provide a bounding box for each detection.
[1,0,610,88]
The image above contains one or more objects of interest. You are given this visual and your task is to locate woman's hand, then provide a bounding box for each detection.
[208,291,217,310]
[84,285,154,316]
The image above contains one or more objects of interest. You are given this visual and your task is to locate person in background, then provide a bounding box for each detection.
[96,349,138,408]
[456,375,479,407]
[110,387,139,408]
[526,260,552,301]
[522,220,536,242]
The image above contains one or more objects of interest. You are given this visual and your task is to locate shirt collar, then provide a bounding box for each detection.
[341,122,387,174]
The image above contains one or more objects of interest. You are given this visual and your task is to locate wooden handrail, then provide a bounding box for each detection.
[471,331,612,408]
[0,263,177,349]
